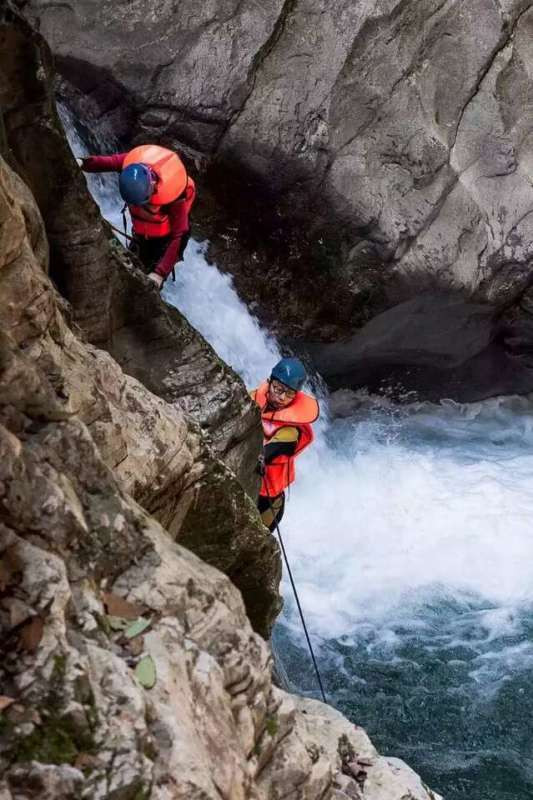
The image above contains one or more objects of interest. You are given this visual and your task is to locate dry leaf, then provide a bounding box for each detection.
[0,696,15,712]
[102,592,145,620]
[19,616,44,652]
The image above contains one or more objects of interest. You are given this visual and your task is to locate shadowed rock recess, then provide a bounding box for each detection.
[0,4,441,800]
[26,0,533,400]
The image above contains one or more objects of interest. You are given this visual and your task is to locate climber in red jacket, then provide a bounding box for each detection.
[251,358,319,531]
[79,144,195,289]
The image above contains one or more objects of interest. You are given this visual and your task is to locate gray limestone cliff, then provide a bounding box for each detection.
[25,0,533,400]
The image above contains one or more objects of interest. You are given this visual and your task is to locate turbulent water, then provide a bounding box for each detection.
[164,250,533,800]
[64,115,533,800]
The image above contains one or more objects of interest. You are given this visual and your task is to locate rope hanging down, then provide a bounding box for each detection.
[267,489,328,704]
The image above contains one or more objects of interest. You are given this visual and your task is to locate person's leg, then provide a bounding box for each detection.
[257,493,285,532]
[133,237,170,274]
[178,231,191,261]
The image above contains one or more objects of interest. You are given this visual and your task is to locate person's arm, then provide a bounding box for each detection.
[80,153,127,172]
[264,426,299,463]
[153,181,196,279]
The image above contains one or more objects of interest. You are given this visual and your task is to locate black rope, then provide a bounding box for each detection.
[265,483,327,704]
[108,221,135,243]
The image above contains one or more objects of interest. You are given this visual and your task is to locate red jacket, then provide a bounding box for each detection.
[82,153,196,278]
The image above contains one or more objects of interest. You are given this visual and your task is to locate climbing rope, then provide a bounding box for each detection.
[265,485,328,704]
[108,221,135,243]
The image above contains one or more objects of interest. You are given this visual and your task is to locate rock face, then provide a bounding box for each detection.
[0,34,440,797]
[0,366,440,800]
[0,2,281,638]
[25,0,533,401]
[3,2,263,493]
[307,292,533,401]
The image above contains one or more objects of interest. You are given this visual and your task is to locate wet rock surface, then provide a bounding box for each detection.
[306,293,533,401]
[24,0,533,401]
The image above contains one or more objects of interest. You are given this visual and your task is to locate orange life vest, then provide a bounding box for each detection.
[123,145,188,238]
[252,381,319,497]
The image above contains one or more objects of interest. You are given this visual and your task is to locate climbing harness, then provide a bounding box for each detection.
[265,481,328,704]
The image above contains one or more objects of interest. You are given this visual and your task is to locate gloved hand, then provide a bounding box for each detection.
[255,454,265,477]
[75,157,84,168]
[147,272,164,289]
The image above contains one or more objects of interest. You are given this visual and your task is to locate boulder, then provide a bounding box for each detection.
[307,292,533,401]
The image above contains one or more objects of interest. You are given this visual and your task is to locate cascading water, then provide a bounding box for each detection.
[62,112,533,800]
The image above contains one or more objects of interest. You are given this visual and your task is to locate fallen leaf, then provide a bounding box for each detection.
[0,696,15,712]
[19,616,44,652]
[124,617,151,640]
[135,655,156,689]
[102,592,145,620]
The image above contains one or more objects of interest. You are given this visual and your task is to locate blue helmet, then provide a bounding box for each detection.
[270,357,306,391]
[119,163,153,205]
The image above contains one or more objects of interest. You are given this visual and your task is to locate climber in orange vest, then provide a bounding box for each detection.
[78,144,195,288]
[251,358,319,531]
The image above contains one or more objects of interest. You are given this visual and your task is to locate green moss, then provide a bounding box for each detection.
[9,653,97,767]
[85,700,99,733]
[13,719,79,765]
[52,653,67,679]
[0,712,12,736]
[338,732,355,764]
[93,611,112,637]
[132,784,152,800]
[265,715,278,737]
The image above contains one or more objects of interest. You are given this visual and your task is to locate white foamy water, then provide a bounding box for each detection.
[163,241,281,387]
[164,252,533,651]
